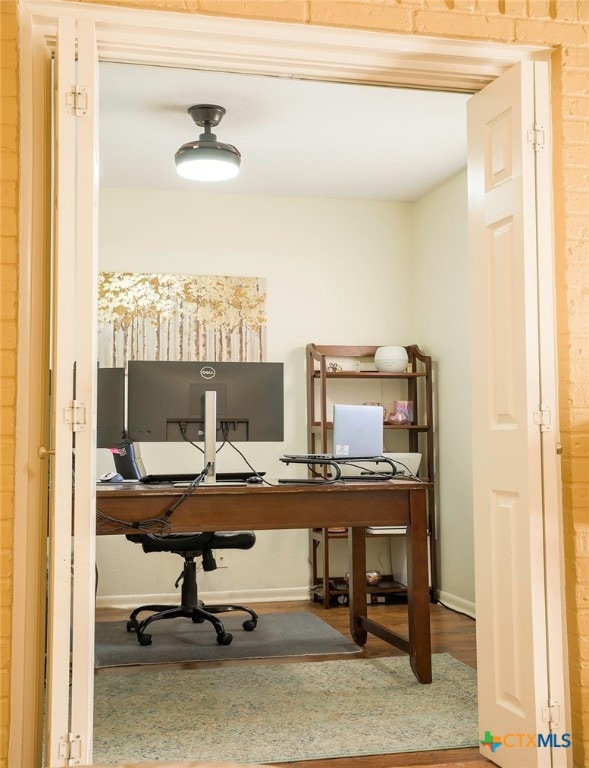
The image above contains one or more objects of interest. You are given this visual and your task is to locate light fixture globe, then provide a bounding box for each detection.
[175,104,241,182]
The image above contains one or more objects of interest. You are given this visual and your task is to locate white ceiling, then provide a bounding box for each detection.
[99,62,470,202]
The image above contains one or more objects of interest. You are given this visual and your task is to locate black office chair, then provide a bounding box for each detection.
[125,531,258,646]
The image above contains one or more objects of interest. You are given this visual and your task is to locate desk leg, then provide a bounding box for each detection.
[407,489,432,683]
[348,526,368,645]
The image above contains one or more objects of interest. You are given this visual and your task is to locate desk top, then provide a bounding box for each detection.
[95,479,430,534]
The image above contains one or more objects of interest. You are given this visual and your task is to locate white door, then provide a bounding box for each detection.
[44,15,98,767]
[468,61,570,768]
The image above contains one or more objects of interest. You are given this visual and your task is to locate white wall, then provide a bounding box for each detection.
[413,170,475,613]
[96,187,417,606]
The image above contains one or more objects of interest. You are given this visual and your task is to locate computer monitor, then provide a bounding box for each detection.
[96,367,126,448]
[127,361,284,482]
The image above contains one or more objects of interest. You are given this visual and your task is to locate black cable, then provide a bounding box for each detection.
[178,421,204,453]
[223,439,283,485]
[343,457,423,482]
[96,509,173,536]
[96,464,211,535]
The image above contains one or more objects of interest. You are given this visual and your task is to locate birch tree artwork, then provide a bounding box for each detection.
[97,272,267,367]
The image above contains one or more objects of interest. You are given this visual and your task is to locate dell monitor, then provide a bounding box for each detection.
[127,360,284,483]
[96,367,126,449]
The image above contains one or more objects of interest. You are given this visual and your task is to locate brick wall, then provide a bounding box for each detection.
[3,0,588,766]
[0,1,18,765]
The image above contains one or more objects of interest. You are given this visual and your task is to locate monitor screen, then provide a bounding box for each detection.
[96,367,126,448]
[127,360,284,443]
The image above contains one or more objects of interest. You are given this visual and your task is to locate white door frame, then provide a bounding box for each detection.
[14,2,564,766]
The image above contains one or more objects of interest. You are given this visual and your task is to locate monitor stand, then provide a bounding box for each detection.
[202,390,247,486]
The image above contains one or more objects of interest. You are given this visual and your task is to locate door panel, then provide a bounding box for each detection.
[69,17,99,763]
[468,61,569,767]
[44,15,78,767]
[44,15,99,767]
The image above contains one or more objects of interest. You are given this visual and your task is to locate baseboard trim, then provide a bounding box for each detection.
[96,586,311,611]
[437,589,476,619]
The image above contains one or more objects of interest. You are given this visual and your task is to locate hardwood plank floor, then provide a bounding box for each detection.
[96,600,493,768]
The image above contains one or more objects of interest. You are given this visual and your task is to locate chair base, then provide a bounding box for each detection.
[127,601,258,646]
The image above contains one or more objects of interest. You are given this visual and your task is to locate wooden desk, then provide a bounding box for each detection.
[96,479,432,683]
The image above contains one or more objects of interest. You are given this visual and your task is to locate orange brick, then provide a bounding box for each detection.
[515,16,588,43]
[451,0,479,9]
[561,166,589,187]
[0,73,16,100]
[565,192,589,214]
[577,553,589,583]
[420,9,516,39]
[576,582,589,605]
[0,209,16,239]
[0,147,16,181]
[561,96,589,121]
[563,121,589,144]
[526,0,552,18]
[0,322,16,353]
[561,70,589,95]
[0,236,17,265]
[501,0,528,15]
[553,0,583,22]
[0,181,16,210]
[577,611,589,635]
[571,435,589,457]
[561,44,589,68]
[0,291,15,322]
[199,0,308,23]
[572,482,589,506]
[0,10,17,42]
[310,1,413,32]
[565,217,589,240]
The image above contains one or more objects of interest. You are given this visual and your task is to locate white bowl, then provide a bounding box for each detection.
[374,346,408,373]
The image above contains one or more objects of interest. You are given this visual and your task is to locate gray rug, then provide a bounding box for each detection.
[93,653,478,764]
[95,612,361,667]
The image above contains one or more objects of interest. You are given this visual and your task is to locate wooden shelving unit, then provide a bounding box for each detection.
[306,343,436,607]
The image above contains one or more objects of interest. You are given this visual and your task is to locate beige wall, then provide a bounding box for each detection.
[2,1,588,767]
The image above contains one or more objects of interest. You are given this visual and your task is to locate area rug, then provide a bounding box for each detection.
[93,653,478,764]
[95,612,361,667]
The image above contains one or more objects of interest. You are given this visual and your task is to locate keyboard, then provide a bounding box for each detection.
[282,454,384,462]
[140,471,265,484]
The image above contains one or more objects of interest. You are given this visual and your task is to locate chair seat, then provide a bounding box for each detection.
[125,529,257,646]
[126,531,256,554]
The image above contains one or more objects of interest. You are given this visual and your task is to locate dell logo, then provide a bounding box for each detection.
[200,366,216,380]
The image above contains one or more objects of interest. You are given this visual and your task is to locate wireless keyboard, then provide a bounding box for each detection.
[140,471,265,484]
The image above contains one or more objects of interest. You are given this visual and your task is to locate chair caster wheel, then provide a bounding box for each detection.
[138,634,152,646]
[217,632,233,645]
[127,620,138,632]
[242,619,257,631]
[192,616,205,624]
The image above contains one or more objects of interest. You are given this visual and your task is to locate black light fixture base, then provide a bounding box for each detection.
[188,104,226,128]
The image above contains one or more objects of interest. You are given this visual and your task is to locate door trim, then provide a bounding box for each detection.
[27,0,549,92]
[14,2,555,765]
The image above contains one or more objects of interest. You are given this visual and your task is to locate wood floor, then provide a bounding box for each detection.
[96,600,494,768]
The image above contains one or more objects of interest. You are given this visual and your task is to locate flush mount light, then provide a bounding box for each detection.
[174,104,241,182]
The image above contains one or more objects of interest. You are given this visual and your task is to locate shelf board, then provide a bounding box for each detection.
[308,423,430,432]
[311,527,431,540]
[313,577,408,595]
[312,371,426,379]
[312,528,407,538]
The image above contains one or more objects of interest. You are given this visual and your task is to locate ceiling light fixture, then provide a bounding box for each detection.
[174,104,241,182]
